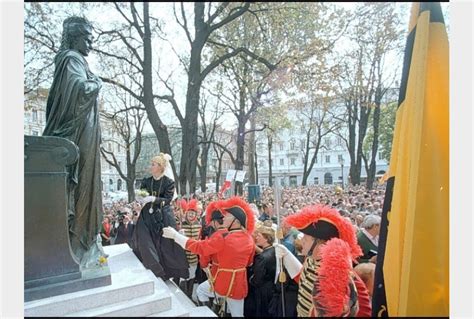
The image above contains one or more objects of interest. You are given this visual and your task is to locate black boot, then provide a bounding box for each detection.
[185,278,195,298]
[172,276,180,286]
[178,279,186,292]
[197,300,212,308]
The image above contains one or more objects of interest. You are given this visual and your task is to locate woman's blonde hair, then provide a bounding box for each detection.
[151,153,171,168]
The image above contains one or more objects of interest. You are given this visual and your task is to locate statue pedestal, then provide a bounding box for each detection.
[24,136,111,302]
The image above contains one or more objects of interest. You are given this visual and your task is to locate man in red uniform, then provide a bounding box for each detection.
[274,204,372,317]
[195,200,227,307]
[163,196,255,317]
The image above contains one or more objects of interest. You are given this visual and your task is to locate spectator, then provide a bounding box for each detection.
[100,216,112,246]
[246,226,276,317]
[354,262,376,298]
[357,214,381,263]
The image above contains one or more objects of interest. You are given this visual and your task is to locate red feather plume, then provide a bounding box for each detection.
[221,196,255,233]
[176,198,187,211]
[186,199,199,212]
[284,204,362,260]
[204,199,225,225]
[314,238,353,317]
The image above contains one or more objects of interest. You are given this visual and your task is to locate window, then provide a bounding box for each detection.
[118,161,122,171]
[379,152,383,160]
[336,137,343,146]
[31,130,39,136]
[325,155,330,163]
[280,178,285,186]
[324,172,333,185]
[109,164,112,171]
[300,139,305,150]
[280,158,284,166]
[338,154,343,162]
[32,110,38,122]
[279,143,284,151]
[260,179,265,185]
[314,177,319,185]
[300,126,306,134]
[290,142,295,150]
[290,158,296,166]
[259,160,265,168]
[324,137,332,148]
[117,179,122,191]
[290,176,298,187]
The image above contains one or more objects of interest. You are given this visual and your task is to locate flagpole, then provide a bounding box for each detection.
[274,181,286,316]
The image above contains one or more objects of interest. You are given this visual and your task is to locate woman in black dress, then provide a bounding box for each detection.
[131,153,189,280]
[248,226,277,317]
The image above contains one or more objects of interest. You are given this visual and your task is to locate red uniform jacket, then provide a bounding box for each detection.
[186,229,255,299]
[353,272,372,317]
[199,228,227,278]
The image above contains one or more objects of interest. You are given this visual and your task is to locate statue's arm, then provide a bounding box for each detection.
[64,53,101,103]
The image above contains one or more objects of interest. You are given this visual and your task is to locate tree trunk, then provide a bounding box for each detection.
[199,143,210,192]
[247,115,256,184]
[235,117,246,196]
[367,87,382,190]
[126,176,136,203]
[179,56,202,195]
[267,135,273,187]
[142,3,177,190]
[254,150,258,185]
[178,5,208,195]
[216,149,225,193]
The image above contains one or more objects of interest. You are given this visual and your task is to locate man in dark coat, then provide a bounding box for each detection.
[114,213,135,246]
[42,16,104,266]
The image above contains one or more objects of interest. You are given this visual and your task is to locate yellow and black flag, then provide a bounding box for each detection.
[372,2,449,317]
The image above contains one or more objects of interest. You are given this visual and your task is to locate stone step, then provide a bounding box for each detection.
[165,280,198,310]
[25,245,156,317]
[66,280,171,317]
[188,306,218,317]
[148,293,190,317]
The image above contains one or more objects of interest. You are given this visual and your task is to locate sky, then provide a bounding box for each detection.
[25,2,451,135]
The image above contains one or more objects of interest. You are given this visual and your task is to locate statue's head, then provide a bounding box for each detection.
[59,16,93,56]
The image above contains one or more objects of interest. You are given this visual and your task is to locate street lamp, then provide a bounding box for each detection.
[339,158,345,189]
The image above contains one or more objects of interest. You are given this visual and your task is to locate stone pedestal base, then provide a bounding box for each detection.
[25,266,111,302]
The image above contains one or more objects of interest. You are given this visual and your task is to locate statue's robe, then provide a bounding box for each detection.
[43,49,102,262]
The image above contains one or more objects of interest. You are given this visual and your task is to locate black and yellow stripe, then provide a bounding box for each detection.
[373,2,449,317]
[182,222,201,265]
[297,256,319,317]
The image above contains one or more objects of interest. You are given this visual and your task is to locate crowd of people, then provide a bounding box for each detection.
[100,153,385,317]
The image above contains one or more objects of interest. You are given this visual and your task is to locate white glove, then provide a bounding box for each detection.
[162,227,189,249]
[274,243,302,279]
[162,226,178,239]
[143,195,156,204]
[274,243,290,259]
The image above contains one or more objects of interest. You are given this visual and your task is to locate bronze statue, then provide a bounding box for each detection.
[43,16,104,266]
